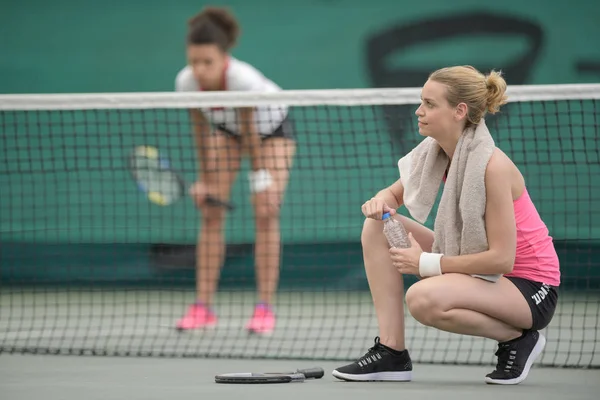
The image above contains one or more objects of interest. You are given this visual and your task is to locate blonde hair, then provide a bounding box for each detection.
[429,65,508,128]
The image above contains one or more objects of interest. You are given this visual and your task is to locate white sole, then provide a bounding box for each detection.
[332,369,413,382]
[485,333,546,385]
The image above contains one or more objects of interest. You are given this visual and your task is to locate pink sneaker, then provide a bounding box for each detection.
[176,303,217,330]
[245,304,276,335]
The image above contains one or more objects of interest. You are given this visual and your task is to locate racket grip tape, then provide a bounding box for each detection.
[297,367,324,379]
[205,195,234,210]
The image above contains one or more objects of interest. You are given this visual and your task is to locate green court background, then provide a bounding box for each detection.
[1,0,599,289]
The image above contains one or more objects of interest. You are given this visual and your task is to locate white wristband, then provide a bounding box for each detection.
[248,169,273,193]
[419,252,444,277]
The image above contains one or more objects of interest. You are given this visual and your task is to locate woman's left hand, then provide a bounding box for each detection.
[390,232,423,276]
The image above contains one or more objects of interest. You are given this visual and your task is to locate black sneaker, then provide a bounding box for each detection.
[332,337,413,382]
[485,330,546,385]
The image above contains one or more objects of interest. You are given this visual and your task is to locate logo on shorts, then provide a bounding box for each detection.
[531,283,551,305]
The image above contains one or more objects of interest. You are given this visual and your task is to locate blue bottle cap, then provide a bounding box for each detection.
[382,212,391,220]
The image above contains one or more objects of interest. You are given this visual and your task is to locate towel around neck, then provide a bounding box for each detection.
[397,119,501,282]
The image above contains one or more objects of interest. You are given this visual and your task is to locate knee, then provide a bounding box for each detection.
[405,282,446,326]
[254,203,281,224]
[254,203,281,232]
[361,218,385,249]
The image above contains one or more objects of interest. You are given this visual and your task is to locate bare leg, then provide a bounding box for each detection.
[196,135,241,305]
[405,273,545,385]
[405,273,532,341]
[252,137,296,304]
[331,215,434,381]
[362,215,434,350]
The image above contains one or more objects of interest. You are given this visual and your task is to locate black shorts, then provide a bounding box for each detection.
[506,276,559,331]
[214,116,295,142]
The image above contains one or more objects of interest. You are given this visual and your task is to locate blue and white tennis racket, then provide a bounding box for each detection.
[128,145,234,210]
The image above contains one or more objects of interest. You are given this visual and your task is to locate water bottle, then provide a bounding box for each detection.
[382,212,410,248]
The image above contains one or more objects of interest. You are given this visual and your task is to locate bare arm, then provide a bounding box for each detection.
[440,152,517,275]
[190,109,212,179]
[375,179,405,209]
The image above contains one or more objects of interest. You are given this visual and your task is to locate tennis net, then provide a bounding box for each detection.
[1,85,599,368]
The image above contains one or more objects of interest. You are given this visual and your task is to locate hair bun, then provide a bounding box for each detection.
[189,6,240,50]
[485,70,508,114]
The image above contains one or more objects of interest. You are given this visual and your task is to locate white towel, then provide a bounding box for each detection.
[397,119,501,283]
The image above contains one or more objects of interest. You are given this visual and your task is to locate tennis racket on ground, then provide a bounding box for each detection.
[215,367,325,384]
[128,145,234,210]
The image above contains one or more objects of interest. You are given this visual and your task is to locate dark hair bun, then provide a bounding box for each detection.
[188,6,240,50]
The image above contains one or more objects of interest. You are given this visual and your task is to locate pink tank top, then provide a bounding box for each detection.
[505,187,561,287]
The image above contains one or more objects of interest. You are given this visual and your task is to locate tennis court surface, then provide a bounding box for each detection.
[1,354,598,400]
[1,289,599,400]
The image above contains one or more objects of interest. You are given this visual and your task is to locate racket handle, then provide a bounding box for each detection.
[297,367,324,379]
[205,195,234,210]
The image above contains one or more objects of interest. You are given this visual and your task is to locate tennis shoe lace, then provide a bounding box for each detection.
[493,342,518,374]
[356,336,386,367]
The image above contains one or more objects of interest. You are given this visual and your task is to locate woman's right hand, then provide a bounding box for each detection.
[361,197,396,220]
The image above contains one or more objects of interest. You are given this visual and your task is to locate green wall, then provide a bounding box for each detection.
[2,0,599,94]
[1,1,599,287]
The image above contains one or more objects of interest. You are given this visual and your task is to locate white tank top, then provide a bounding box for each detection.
[175,57,288,136]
